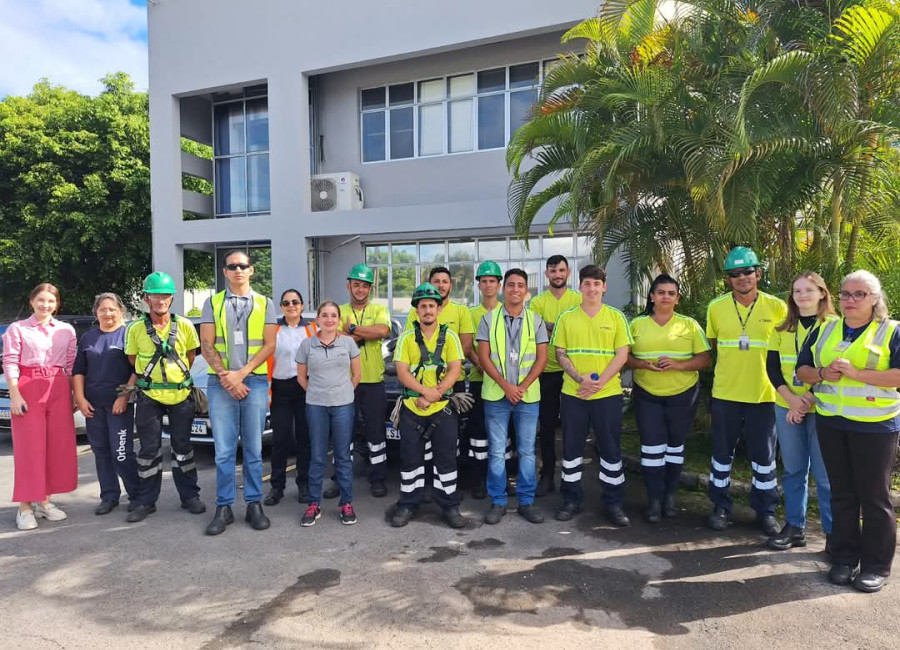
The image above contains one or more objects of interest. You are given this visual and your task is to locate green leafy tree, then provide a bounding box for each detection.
[0,73,151,316]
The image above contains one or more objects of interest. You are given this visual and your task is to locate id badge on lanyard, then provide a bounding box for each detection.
[792,373,804,387]
[738,333,750,351]
[835,340,851,353]
[233,330,245,346]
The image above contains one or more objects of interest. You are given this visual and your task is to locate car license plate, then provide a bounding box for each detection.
[385,423,400,440]
[191,420,208,436]
[0,407,10,424]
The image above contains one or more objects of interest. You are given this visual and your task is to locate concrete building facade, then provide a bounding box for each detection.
[147,0,627,314]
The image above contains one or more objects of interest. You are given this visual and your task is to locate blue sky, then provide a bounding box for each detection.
[0,0,149,98]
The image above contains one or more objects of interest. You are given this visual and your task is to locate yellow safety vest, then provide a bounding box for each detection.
[482,306,540,403]
[209,290,268,375]
[772,315,838,410]
[812,318,900,422]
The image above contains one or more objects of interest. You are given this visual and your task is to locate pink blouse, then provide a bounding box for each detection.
[2,315,77,379]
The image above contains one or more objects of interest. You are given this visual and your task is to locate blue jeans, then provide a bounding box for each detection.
[306,402,355,505]
[208,374,269,507]
[775,405,832,533]
[484,399,538,506]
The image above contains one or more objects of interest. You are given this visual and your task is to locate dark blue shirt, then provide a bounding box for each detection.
[797,320,900,433]
[73,326,133,407]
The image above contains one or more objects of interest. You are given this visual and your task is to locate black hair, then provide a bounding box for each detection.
[280,288,304,303]
[223,249,251,265]
[578,264,607,283]
[641,274,680,316]
[546,255,569,269]
[504,268,528,284]
[428,266,452,281]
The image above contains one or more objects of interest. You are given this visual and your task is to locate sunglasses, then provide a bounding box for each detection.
[281,299,303,307]
[727,267,757,278]
[225,263,251,271]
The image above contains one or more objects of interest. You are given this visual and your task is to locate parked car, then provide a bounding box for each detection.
[0,315,97,434]
[160,318,273,445]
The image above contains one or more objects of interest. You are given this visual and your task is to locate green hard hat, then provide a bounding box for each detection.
[475,260,502,279]
[142,271,176,294]
[411,282,443,307]
[723,246,760,271]
[347,263,374,284]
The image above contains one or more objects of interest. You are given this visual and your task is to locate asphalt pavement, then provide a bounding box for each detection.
[1,429,898,649]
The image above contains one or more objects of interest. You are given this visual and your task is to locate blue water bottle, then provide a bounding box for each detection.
[590,373,600,381]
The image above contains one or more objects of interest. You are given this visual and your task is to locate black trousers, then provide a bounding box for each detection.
[269,377,310,491]
[634,383,699,501]
[465,381,514,483]
[817,416,899,576]
[134,393,200,507]
[398,405,461,510]
[560,393,625,507]
[708,398,778,515]
[538,372,564,478]
[85,402,139,503]
[355,382,387,483]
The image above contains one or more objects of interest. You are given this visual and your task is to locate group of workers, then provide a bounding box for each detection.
[3,246,898,594]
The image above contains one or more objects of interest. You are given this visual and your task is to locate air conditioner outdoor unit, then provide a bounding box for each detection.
[310,173,364,212]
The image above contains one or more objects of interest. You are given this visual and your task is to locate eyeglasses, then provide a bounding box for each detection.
[727,268,757,278]
[225,263,251,271]
[839,290,872,302]
[281,299,302,307]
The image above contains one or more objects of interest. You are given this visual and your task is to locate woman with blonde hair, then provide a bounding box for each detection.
[765,272,836,551]
[2,283,78,530]
[796,270,900,593]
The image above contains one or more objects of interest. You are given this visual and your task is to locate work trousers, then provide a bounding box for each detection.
[634,384,698,501]
[85,403,139,503]
[134,392,200,507]
[708,398,778,515]
[269,377,310,492]
[560,393,625,508]
[397,405,461,511]
[538,372,564,478]
[355,382,387,483]
[10,368,77,502]
[817,416,898,576]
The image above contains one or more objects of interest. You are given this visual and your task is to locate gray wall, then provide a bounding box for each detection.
[147,0,609,312]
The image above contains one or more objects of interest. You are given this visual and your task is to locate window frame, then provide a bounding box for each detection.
[212,92,271,218]
[359,58,548,164]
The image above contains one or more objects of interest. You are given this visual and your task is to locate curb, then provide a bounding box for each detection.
[621,453,900,509]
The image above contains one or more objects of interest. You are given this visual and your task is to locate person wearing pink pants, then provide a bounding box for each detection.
[2,283,78,531]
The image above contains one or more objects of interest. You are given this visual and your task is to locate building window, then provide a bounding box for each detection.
[359,60,559,163]
[364,234,591,315]
[213,88,270,217]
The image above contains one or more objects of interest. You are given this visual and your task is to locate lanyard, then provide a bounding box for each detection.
[732,295,758,335]
[794,320,818,356]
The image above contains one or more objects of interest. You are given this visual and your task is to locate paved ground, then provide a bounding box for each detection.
[1,430,898,649]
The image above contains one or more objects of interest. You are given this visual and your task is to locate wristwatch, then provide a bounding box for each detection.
[348,323,357,334]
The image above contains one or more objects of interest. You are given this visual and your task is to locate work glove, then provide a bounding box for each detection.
[449,391,475,414]
[389,395,403,429]
[116,383,138,399]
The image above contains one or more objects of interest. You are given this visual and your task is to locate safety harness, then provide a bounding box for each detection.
[135,314,193,391]
[403,322,451,399]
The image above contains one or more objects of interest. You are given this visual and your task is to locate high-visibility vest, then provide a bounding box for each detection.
[772,314,838,410]
[209,290,268,375]
[812,317,900,422]
[482,306,540,403]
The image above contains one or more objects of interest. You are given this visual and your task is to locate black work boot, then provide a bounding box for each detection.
[756,513,780,537]
[663,493,679,518]
[442,506,466,529]
[205,506,234,536]
[245,502,271,530]
[390,506,415,528]
[767,524,806,550]
[264,487,284,506]
[707,506,729,531]
[643,500,662,524]
[605,505,631,527]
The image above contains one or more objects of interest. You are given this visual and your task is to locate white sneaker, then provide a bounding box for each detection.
[16,509,38,530]
[34,503,67,521]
